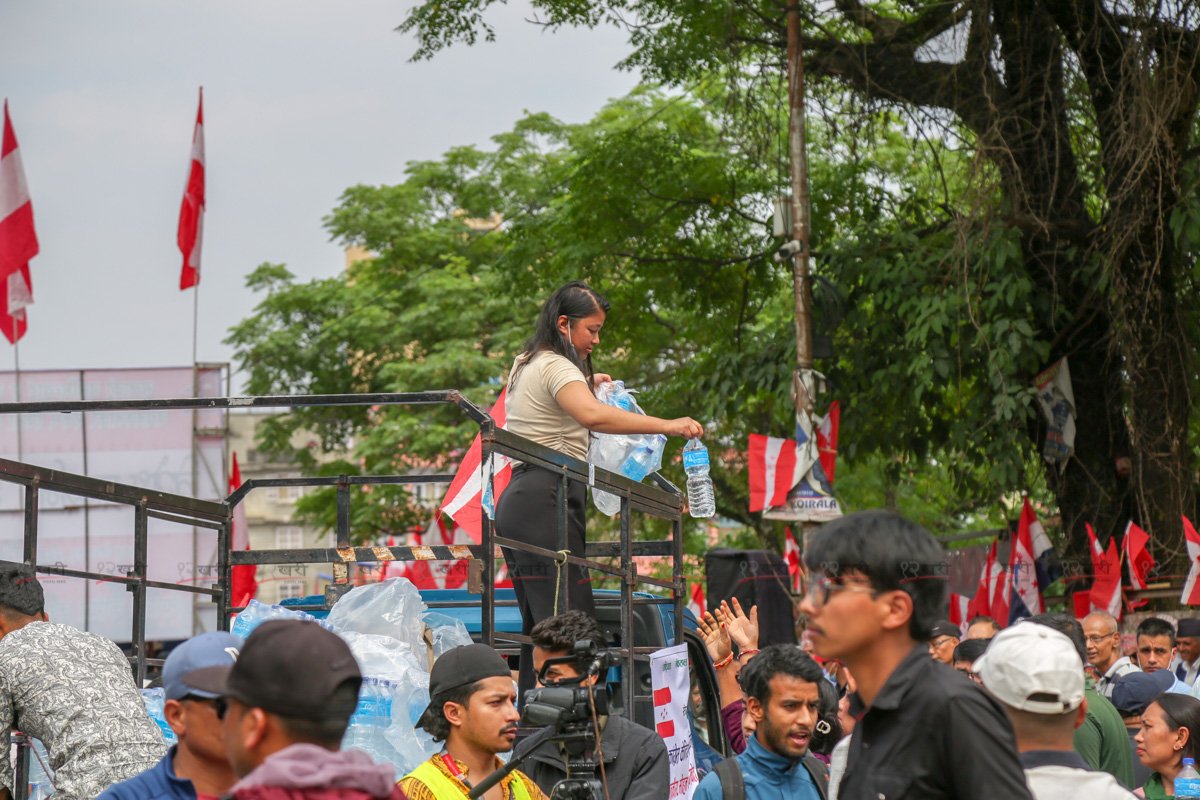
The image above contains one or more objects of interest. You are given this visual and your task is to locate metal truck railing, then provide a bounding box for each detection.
[0,390,685,799]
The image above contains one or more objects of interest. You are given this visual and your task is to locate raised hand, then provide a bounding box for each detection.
[696,610,732,664]
[722,598,759,652]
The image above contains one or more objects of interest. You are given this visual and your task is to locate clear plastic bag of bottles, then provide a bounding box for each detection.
[589,382,667,515]
[231,599,334,639]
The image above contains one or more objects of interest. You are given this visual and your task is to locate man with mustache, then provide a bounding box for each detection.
[693,645,829,800]
[514,611,667,800]
[402,644,543,800]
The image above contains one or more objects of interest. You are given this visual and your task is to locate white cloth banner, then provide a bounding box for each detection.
[650,643,699,800]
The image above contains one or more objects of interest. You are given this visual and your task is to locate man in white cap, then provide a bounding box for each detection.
[976,622,1136,799]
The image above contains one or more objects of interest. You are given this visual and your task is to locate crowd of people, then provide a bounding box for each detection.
[12,507,1200,800]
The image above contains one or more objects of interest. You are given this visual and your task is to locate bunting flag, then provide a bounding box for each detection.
[495,561,513,589]
[785,526,803,593]
[687,582,706,620]
[1086,523,1122,619]
[402,513,473,590]
[747,434,809,512]
[1124,521,1155,610]
[0,100,37,344]
[1008,499,1045,623]
[440,389,510,541]
[229,453,258,608]
[1182,516,1200,605]
[177,89,205,290]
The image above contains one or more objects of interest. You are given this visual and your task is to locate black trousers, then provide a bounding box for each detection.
[494,463,594,700]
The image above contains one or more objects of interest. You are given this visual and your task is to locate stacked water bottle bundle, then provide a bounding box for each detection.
[588,381,713,518]
[141,687,178,746]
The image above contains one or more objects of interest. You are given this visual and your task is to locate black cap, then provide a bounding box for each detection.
[186,620,361,720]
[1109,669,1174,716]
[1179,618,1200,638]
[930,621,961,640]
[428,644,511,698]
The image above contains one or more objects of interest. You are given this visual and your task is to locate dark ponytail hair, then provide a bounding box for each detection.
[1153,693,1200,762]
[512,281,610,389]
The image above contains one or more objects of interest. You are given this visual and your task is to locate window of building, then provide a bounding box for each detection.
[274,475,303,502]
[277,580,305,601]
[275,526,304,550]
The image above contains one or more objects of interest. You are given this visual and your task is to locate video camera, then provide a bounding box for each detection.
[468,639,619,800]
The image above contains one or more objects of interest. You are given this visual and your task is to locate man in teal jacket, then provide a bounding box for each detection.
[693,645,827,800]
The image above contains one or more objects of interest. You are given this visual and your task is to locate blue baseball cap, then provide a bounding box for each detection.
[1110,669,1175,717]
[163,631,243,701]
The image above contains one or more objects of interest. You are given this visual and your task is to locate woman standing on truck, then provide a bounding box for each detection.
[495,280,702,696]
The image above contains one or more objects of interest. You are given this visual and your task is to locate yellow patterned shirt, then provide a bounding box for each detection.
[399,753,545,800]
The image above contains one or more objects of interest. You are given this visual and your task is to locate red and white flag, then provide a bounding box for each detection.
[816,402,839,483]
[439,389,509,542]
[495,561,513,589]
[785,526,803,593]
[687,581,706,620]
[971,539,1003,623]
[1007,498,1044,622]
[1182,516,1200,605]
[949,593,971,629]
[229,453,258,608]
[0,100,37,344]
[747,434,806,512]
[177,89,205,290]
[1124,521,1155,609]
[1086,523,1122,618]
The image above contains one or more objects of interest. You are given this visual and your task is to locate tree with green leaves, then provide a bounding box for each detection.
[398,0,1200,567]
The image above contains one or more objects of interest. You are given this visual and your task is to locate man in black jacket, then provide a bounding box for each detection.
[515,611,668,800]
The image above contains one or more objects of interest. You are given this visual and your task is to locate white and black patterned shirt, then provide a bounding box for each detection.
[0,622,165,800]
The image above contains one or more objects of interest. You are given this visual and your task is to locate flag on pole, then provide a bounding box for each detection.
[1008,499,1045,623]
[784,526,803,593]
[971,539,1005,624]
[0,101,37,344]
[439,389,510,542]
[1182,516,1200,605]
[229,453,258,608]
[1086,523,1122,618]
[687,582,706,620]
[177,89,205,290]
[747,434,808,512]
[1124,521,1155,609]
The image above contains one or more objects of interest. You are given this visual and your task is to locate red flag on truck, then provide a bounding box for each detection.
[229,453,258,607]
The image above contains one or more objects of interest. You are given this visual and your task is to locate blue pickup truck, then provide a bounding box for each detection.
[288,586,731,770]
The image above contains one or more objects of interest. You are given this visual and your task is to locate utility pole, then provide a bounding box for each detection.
[787,3,815,427]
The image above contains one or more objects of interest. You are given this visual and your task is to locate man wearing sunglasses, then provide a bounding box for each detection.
[99,631,243,800]
[799,510,1033,800]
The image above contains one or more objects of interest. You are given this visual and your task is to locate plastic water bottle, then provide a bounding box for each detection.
[682,439,715,518]
[28,783,46,800]
[621,444,657,482]
[1177,757,1200,798]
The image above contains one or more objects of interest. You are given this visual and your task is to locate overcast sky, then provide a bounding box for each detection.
[1,1,640,392]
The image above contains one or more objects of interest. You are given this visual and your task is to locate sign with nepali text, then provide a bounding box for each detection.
[650,643,699,800]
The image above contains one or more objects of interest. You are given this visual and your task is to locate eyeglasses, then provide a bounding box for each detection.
[214,697,228,720]
[929,636,957,650]
[1085,633,1119,645]
[955,668,978,680]
[806,576,877,608]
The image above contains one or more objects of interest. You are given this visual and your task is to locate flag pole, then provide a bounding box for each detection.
[191,282,200,634]
[13,319,22,464]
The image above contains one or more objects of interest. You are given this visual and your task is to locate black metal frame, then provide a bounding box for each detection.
[0,390,685,796]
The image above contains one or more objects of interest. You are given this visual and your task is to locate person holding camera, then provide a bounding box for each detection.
[402,644,544,800]
[495,281,703,699]
[513,611,669,800]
